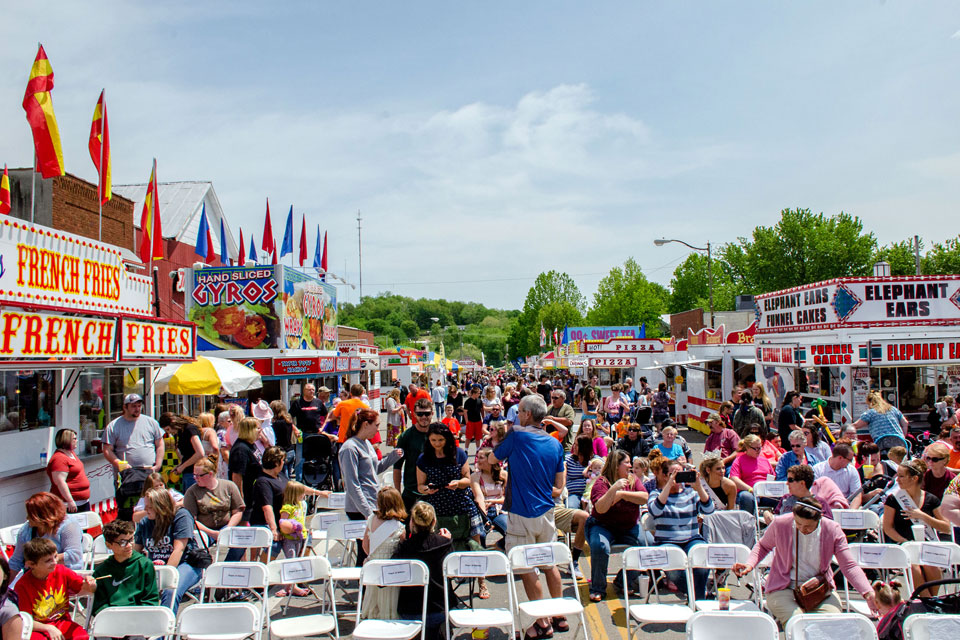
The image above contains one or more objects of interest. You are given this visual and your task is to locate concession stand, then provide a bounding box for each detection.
[183,263,340,406]
[754,274,960,429]
[0,218,196,523]
[567,336,667,393]
[680,322,757,433]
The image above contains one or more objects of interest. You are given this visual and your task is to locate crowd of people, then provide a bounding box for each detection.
[4,373,960,640]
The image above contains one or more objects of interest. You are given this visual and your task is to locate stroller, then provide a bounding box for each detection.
[878,577,960,640]
[301,434,337,494]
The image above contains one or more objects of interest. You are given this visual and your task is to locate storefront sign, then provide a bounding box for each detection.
[584,339,663,353]
[0,219,153,317]
[186,266,281,351]
[0,309,116,362]
[232,358,271,376]
[801,343,862,367]
[687,325,724,346]
[118,318,195,361]
[319,356,336,373]
[567,326,643,341]
[588,357,637,368]
[335,357,349,372]
[272,357,320,376]
[869,338,960,366]
[281,269,338,351]
[725,322,757,345]
[756,343,798,367]
[852,367,870,417]
[756,276,960,333]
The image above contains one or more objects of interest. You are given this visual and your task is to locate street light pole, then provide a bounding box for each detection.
[654,237,714,328]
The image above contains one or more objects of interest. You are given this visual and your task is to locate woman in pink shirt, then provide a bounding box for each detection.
[733,497,877,625]
[729,434,774,514]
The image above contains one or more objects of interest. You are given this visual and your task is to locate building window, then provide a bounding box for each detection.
[0,370,55,433]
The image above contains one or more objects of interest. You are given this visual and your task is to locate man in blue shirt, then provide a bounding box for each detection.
[493,395,566,639]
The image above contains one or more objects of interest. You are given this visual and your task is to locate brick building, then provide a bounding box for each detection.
[4,168,138,257]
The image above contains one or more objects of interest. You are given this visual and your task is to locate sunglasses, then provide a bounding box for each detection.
[415,411,433,417]
[749,446,761,451]
[791,444,803,449]
[786,477,797,482]
[194,472,210,478]
[628,428,640,433]
[924,455,947,463]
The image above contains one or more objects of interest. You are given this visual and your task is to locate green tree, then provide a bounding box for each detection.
[874,239,922,276]
[727,208,877,293]
[923,238,960,275]
[585,258,669,337]
[508,271,586,357]
[668,252,738,314]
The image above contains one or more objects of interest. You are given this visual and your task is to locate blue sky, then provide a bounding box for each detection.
[4,2,960,310]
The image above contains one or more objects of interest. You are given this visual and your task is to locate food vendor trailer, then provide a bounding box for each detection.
[567,337,667,393]
[184,264,340,404]
[679,323,757,433]
[754,274,960,429]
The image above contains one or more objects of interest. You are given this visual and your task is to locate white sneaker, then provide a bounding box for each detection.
[573,561,585,580]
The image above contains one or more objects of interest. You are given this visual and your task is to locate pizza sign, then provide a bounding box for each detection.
[588,357,637,368]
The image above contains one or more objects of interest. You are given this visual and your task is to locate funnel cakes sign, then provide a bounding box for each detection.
[0,218,153,316]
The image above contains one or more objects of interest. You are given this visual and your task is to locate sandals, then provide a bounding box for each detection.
[551,617,569,633]
[519,621,554,640]
[589,592,603,602]
[478,584,491,599]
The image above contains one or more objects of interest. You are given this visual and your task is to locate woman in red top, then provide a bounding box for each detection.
[46,430,90,513]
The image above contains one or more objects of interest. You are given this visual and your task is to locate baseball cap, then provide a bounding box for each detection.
[123,393,143,405]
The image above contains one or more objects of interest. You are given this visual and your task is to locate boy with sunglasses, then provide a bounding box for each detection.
[92,520,159,615]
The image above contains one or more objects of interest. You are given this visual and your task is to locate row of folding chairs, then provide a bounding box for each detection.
[686,610,960,640]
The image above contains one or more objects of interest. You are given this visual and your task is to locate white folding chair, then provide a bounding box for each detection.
[67,510,103,533]
[443,551,515,640]
[267,556,338,640]
[90,535,112,566]
[903,541,960,579]
[319,519,367,612]
[199,562,270,635]
[507,542,588,640]
[784,612,878,640]
[314,492,347,512]
[685,610,778,640]
[176,602,262,640]
[17,612,32,640]
[218,526,275,563]
[834,509,884,542]
[752,481,788,534]
[687,543,760,612]
[354,559,429,640]
[845,543,913,615]
[903,613,960,640]
[622,546,693,637]
[155,565,180,609]
[91,605,176,638]
[0,523,23,548]
[307,511,349,556]
[81,533,96,571]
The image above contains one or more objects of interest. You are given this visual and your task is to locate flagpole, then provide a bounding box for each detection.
[30,153,37,224]
[98,89,104,242]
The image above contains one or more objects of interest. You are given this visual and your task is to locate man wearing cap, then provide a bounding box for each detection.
[103,394,164,521]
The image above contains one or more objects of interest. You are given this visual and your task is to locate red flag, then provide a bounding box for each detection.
[321,231,328,272]
[298,214,307,266]
[0,166,10,215]
[238,228,246,265]
[23,45,65,179]
[137,159,163,264]
[261,199,274,255]
[87,90,111,205]
[270,239,277,265]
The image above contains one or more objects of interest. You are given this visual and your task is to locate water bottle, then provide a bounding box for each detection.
[39,449,47,467]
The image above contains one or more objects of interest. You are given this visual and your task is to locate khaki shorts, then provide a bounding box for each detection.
[553,506,576,533]
[505,510,557,551]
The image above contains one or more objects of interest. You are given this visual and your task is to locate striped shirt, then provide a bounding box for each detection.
[564,454,595,498]
[647,487,715,544]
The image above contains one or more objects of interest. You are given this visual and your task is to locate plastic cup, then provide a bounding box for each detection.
[718,587,731,610]
[862,464,874,477]
[912,524,925,541]
[117,460,130,471]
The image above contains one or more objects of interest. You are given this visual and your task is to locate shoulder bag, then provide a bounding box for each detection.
[793,527,831,612]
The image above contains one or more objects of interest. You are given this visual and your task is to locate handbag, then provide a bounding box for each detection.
[793,528,831,612]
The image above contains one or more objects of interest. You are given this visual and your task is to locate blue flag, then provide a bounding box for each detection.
[280,205,294,258]
[220,217,229,264]
[195,203,210,259]
[312,225,322,269]
[249,234,259,262]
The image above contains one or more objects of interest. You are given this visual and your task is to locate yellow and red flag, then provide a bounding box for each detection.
[0,166,10,215]
[138,159,163,264]
[88,90,111,205]
[22,45,65,179]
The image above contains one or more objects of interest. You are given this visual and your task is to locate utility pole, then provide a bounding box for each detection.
[915,235,921,275]
[357,210,363,300]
